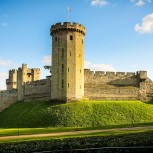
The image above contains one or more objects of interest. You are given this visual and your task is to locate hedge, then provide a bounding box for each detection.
[0,130,153,153]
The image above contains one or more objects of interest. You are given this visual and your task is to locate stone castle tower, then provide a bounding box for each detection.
[50,22,86,101]
[17,64,40,101]
[6,69,17,90]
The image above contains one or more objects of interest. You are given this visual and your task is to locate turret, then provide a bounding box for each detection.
[6,69,17,90]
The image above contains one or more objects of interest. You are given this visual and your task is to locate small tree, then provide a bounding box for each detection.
[44,65,51,73]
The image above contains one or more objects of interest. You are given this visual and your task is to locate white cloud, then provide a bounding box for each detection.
[130,0,151,6]
[0,73,8,90]
[42,55,51,65]
[0,72,8,79]
[91,0,109,7]
[85,61,115,71]
[1,22,9,27]
[0,59,11,66]
[136,0,145,6]
[135,13,153,33]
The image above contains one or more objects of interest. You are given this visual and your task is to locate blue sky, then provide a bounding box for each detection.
[0,0,153,90]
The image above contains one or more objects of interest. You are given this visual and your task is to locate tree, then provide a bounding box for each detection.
[44,65,51,73]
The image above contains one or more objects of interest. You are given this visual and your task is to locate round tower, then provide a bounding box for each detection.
[50,22,86,101]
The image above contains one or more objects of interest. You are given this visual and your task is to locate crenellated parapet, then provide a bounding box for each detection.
[84,69,138,77]
[0,89,17,97]
[84,69,146,88]
[50,22,86,36]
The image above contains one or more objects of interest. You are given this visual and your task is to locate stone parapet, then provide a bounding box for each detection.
[50,22,86,36]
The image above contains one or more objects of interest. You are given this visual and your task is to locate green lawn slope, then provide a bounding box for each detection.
[0,101,153,128]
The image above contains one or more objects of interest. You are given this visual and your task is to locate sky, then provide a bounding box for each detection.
[0,0,153,90]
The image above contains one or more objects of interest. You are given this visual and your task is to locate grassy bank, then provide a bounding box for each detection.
[0,101,153,128]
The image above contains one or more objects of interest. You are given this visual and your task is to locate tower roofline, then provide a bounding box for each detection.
[50,22,86,36]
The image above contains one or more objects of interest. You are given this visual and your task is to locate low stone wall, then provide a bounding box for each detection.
[84,85,139,100]
[24,78,51,101]
[0,89,18,112]
[84,69,140,100]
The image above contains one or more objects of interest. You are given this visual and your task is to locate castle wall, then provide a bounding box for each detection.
[24,78,51,101]
[0,89,17,112]
[84,69,140,100]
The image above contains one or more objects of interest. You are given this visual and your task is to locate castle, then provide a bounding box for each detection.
[0,22,153,111]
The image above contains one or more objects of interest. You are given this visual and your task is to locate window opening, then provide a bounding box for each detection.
[62,48,64,58]
[55,37,57,42]
[62,64,64,73]
[62,79,64,88]
[70,35,73,40]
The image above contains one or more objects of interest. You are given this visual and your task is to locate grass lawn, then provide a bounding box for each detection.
[0,100,153,128]
[0,127,152,143]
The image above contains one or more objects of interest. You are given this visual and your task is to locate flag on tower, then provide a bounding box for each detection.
[68,6,72,12]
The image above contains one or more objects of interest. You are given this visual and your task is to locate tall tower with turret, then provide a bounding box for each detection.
[50,22,86,101]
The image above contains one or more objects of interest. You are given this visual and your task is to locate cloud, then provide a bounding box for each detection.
[0,73,7,90]
[85,61,115,71]
[135,13,153,33]
[1,22,9,27]
[91,0,109,7]
[42,55,51,65]
[0,59,11,66]
[0,72,8,79]
[130,0,151,6]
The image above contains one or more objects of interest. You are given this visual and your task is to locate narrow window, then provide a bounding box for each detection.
[62,79,64,88]
[62,64,64,73]
[70,52,71,56]
[80,69,81,73]
[68,83,69,88]
[55,37,57,42]
[70,35,73,40]
[62,48,64,58]
[82,39,83,44]
[68,68,69,72]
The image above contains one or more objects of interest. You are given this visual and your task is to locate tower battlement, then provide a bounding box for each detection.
[50,22,86,36]
[9,69,17,74]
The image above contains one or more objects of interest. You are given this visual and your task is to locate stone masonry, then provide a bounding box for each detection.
[50,22,85,101]
[0,22,153,110]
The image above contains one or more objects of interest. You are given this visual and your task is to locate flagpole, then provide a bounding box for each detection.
[67,6,72,22]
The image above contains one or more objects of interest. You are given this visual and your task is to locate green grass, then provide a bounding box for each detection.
[0,100,153,128]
